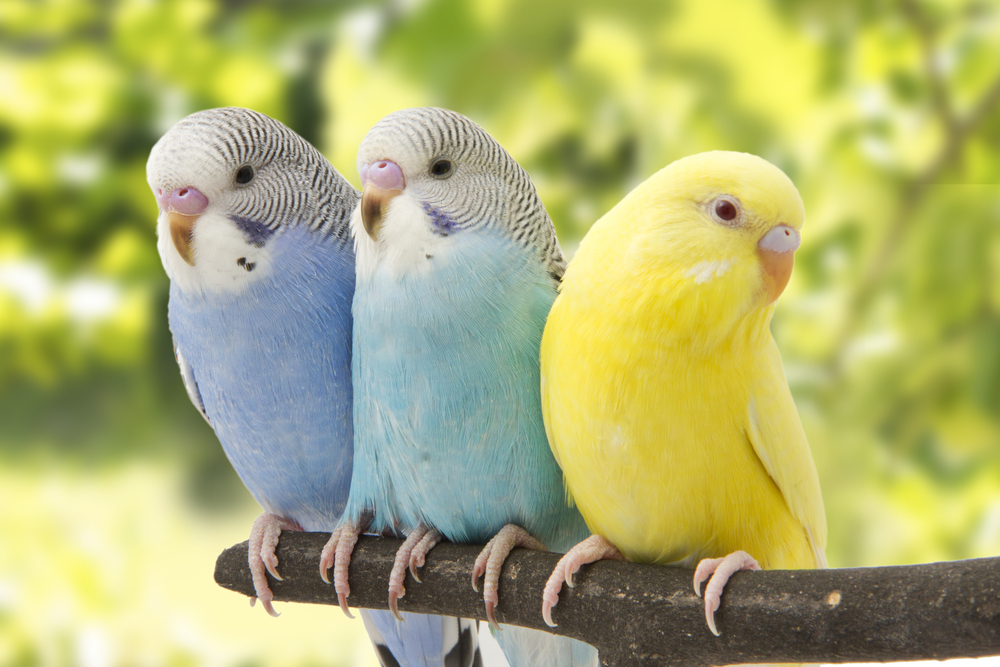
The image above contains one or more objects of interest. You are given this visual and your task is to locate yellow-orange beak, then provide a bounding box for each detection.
[757,225,800,303]
[155,185,208,266]
[360,183,403,241]
[168,212,198,266]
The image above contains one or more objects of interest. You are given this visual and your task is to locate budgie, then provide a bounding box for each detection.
[539,151,827,637]
[147,107,480,667]
[320,107,598,667]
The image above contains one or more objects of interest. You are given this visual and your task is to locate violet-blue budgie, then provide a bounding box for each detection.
[320,107,598,667]
[147,107,480,667]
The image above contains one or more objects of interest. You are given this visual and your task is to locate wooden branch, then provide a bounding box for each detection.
[214,532,1000,667]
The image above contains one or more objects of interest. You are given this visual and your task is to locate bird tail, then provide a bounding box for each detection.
[362,609,482,667]
[493,625,598,667]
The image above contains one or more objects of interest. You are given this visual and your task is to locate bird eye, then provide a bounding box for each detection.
[235,165,255,185]
[710,196,742,225]
[430,158,453,179]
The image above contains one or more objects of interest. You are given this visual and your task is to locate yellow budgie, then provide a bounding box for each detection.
[540,151,827,637]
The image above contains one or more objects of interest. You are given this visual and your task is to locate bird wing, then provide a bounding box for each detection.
[746,336,828,567]
[173,344,210,425]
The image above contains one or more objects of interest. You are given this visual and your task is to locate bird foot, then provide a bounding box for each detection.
[693,550,761,636]
[319,520,361,618]
[247,513,302,617]
[472,524,547,631]
[388,525,441,621]
[541,534,623,628]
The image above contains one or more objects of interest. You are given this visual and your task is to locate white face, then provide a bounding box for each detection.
[147,116,278,296]
[152,204,274,296]
[149,108,357,298]
[350,193,458,282]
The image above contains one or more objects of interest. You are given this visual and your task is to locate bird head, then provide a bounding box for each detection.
[607,151,804,329]
[147,107,355,293]
[351,107,564,281]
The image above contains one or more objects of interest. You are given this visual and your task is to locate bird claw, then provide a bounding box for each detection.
[564,561,577,588]
[541,534,624,628]
[541,595,558,628]
[408,529,440,583]
[249,595,281,618]
[338,591,354,619]
[705,595,721,637]
[388,589,404,622]
[472,524,546,626]
[319,521,360,618]
[386,526,440,620]
[409,553,425,583]
[264,554,283,581]
[319,530,337,585]
[485,599,500,633]
[692,551,761,637]
[247,513,301,617]
[471,559,484,593]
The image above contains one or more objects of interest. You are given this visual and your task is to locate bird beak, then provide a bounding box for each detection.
[361,184,402,242]
[156,186,209,266]
[168,212,198,266]
[358,159,405,242]
[757,224,800,303]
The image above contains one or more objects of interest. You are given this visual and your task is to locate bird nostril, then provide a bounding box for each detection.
[178,188,188,197]
[364,159,405,191]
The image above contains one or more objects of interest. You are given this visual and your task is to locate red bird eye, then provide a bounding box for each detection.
[710,196,742,225]
[715,200,737,221]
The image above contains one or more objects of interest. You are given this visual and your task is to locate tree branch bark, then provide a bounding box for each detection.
[214,532,1000,667]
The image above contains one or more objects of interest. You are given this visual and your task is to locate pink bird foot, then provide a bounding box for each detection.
[472,524,547,631]
[542,534,624,627]
[319,520,361,618]
[693,550,761,636]
[388,526,441,621]
[247,513,302,617]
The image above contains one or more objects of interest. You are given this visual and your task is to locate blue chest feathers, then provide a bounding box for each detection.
[349,230,588,548]
[168,226,355,531]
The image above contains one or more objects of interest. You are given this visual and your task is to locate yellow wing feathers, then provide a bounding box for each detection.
[746,336,828,567]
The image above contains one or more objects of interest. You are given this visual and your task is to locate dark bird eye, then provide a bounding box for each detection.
[235,165,255,185]
[710,196,741,225]
[430,158,453,178]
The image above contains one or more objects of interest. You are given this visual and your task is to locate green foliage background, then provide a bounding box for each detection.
[1,0,998,665]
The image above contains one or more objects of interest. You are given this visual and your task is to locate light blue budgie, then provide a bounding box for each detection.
[320,107,598,667]
[147,107,481,667]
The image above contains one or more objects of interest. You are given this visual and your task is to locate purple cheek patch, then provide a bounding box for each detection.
[758,225,800,253]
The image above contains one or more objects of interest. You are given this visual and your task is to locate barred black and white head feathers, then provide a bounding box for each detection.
[352,107,566,281]
[147,107,357,293]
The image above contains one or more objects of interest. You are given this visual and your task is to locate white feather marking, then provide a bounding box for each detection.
[156,209,272,296]
[685,258,735,284]
[602,424,629,452]
[352,194,458,282]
